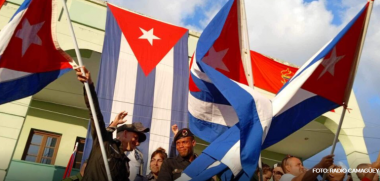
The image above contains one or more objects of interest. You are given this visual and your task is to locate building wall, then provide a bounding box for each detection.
[12,100,89,166]
[0,98,31,181]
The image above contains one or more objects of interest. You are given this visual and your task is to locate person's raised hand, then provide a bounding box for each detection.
[75,66,92,84]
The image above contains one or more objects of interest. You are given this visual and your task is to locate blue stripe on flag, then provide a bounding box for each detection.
[197,59,264,178]
[132,65,156,175]
[183,125,240,180]
[169,32,189,155]
[0,68,71,105]
[189,113,229,143]
[10,0,32,21]
[262,95,339,149]
[190,73,230,105]
[81,7,121,164]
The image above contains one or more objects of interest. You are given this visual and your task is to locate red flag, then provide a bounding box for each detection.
[0,0,5,10]
[251,51,298,94]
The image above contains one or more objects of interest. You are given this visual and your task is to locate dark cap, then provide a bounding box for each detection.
[117,122,150,142]
[174,128,194,142]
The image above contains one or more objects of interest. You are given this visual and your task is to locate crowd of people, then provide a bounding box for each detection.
[66,66,380,181]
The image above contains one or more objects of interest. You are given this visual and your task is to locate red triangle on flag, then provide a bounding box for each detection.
[108,4,188,76]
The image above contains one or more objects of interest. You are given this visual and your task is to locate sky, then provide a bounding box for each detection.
[108,0,380,169]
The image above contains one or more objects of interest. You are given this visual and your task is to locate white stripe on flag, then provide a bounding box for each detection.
[235,81,273,142]
[0,10,26,55]
[190,59,212,83]
[221,141,241,176]
[110,35,138,123]
[188,92,238,127]
[147,47,175,172]
[0,68,31,83]
[273,58,322,116]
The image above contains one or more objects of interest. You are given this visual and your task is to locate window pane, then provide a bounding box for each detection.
[45,137,57,147]
[31,134,42,145]
[27,145,40,155]
[25,155,36,162]
[42,148,55,158]
[41,158,51,164]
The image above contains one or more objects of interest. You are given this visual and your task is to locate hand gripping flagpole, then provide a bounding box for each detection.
[60,1,113,181]
[322,0,374,180]
[237,0,264,180]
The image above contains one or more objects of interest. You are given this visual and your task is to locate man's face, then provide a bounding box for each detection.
[273,167,284,181]
[286,157,305,177]
[120,131,139,151]
[176,137,195,158]
[150,154,164,174]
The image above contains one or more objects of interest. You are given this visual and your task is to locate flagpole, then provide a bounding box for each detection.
[322,1,374,180]
[59,0,113,181]
[237,0,263,180]
[237,0,254,88]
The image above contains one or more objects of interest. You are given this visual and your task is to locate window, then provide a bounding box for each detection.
[73,137,85,169]
[22,129,61,165]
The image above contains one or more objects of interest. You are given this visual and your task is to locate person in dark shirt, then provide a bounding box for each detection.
[157,128,196,181]
[76,67,149,181]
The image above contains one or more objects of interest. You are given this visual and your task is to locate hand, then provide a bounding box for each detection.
[371,151,380,169]
[75,66,93,84]
[171,124,178,136]
[316,155,334,169]
[110,111,128,127]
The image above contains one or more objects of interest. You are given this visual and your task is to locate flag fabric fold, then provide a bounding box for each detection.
[186,0,272,180]
[0,0,76,105]
[262,2,371,149]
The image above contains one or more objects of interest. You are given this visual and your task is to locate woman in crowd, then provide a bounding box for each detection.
[146,147,168,181]
[251,163,273,181]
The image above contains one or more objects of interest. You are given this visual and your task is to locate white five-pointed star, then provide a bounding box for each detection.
[138,28,160,46]
[202,46,229,72]
[15,19,45,57]
[318,47,345,79]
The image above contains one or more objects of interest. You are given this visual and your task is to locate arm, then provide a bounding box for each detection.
[169,124,179,157]
[157,160,173,181]
[363,151,380,180]
[76,67,107,140]
[292,155,334,181]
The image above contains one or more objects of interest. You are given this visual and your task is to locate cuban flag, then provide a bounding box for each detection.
[0,0,76,105]
[262,1,372,149]
[0,0,5,10]
[186,0,272,180]
[63,142,78,179]
[81,3,189,176]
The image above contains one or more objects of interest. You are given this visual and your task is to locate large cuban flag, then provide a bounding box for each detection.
[186,0,272,180]
[0,0,76,105]
[262,1,372,148]
[81,3,189,176]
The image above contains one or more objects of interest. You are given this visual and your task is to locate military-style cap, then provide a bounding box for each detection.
[174,128,194,142]
[117,122,150,142]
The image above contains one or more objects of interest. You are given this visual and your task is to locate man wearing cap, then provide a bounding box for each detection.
[157,128,196,181]
[76,67,150,181]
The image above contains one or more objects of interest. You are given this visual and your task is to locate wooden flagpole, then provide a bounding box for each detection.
[60,0,113,180]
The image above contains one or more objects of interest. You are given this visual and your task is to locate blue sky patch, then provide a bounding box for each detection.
[303,0,348,26]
